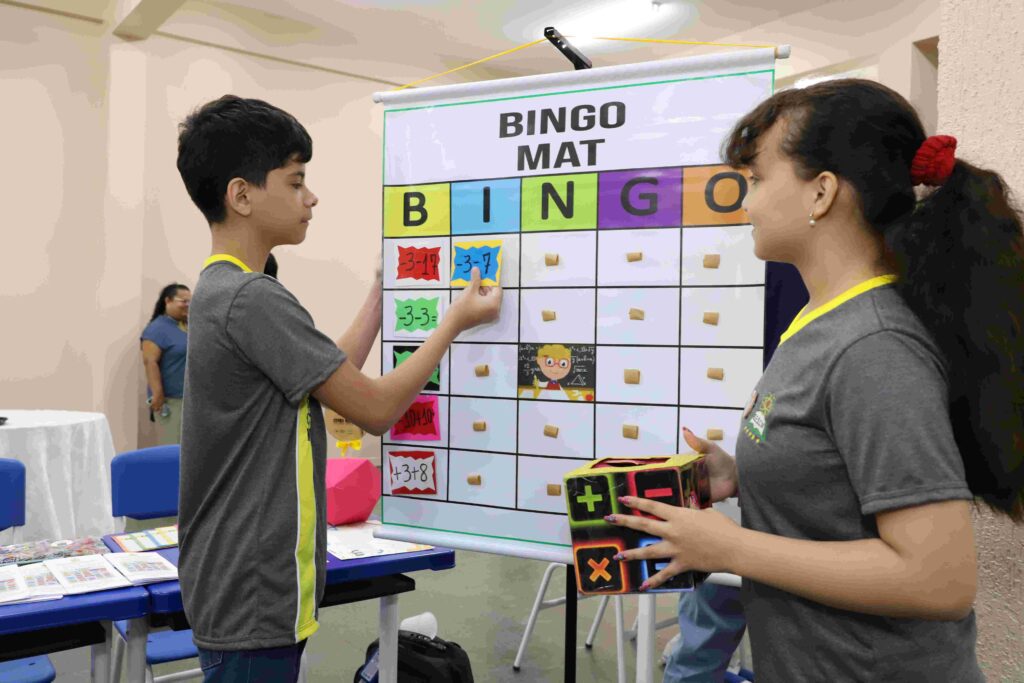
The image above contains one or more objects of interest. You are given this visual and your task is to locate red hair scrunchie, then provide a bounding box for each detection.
[910,135,957,187]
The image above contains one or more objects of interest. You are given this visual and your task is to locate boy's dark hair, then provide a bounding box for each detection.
[725,78,1024,521]
[176,95,312,224]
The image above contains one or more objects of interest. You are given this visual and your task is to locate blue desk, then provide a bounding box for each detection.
[102,536,456,683]
[0,582,149,682]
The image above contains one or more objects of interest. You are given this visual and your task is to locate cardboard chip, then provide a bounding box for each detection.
[622,424,639,439]
[628,308,645,321]
[706,428,724,441]
[624,368,641,384]
[542,310,557,322]
[626,251,643,262]
[474,364,490,377]
[707,367,725,380]
[546,483,562,496]
[473,421,487,432]
[702,312,720,326]
[545,253,560,266]
[543,424,559,438]
[466,474,482,486]
[703,253,721,269]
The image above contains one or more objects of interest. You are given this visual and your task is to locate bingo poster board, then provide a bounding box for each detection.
[375,49,793,560]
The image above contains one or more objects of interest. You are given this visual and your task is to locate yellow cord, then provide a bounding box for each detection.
[393,38,548,91]
[391,35,778,92]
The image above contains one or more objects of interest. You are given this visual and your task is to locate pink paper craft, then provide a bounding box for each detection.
[325,458,381,526]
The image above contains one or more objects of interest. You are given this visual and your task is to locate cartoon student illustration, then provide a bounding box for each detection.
[518,343,594,401]
[535,343,572,391]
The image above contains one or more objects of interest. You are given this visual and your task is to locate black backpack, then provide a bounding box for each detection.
[354,629,474,683]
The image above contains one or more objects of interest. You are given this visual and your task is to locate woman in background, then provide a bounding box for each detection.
[141,283,190,445]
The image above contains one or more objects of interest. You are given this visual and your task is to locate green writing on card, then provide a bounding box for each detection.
[395,297,440,332]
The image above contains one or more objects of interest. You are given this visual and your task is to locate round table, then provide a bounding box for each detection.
[0,410,116,542]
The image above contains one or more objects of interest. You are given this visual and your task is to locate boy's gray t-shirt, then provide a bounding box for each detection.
[179,260,346,651]
[736,284,982,681]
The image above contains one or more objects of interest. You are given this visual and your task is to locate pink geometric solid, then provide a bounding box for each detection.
[325,458,381,526]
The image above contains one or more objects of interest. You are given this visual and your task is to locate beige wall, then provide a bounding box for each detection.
[0,10,122,434]
[700,0,942,133]
[701,0,939,90]
[0,4,384,461]
[939,1,1024,678]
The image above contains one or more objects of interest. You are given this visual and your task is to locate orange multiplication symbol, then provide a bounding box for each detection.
[588,557,612,582]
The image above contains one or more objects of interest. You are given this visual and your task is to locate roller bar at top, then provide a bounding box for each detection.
[374,46,789,107]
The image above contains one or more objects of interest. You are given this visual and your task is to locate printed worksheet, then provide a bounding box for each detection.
[19,563,65,602]
[0,564,32,605]
[327,521,432,561]
[110,526,178,553]
[105,552,178,585]
[44,555,131,594]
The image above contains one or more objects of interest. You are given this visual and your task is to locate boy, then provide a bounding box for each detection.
[175,95,501,681]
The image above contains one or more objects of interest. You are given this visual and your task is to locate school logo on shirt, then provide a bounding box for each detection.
[743,392,775,445]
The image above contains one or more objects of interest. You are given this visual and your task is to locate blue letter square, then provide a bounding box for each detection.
[452,179,520,235]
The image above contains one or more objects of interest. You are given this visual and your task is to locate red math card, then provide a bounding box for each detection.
[388,450,438,495]
[396,246,441,282]
[390,395,441,441]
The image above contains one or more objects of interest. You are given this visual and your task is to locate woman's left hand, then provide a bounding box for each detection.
[607,496,742,590]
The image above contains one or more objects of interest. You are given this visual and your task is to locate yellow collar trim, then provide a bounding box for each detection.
[203,253,253,273]
[779,274,897,346]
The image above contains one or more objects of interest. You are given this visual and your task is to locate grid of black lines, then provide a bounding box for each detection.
[380,163,764,516]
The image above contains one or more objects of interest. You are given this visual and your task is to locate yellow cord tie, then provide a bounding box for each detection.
[391,36,779,92]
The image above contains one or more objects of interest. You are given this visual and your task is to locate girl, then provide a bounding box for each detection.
[609,79,1023,680]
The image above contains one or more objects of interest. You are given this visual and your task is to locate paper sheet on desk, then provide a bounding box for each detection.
[327,521,432,561]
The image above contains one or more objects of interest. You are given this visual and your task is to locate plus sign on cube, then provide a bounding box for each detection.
[566,475,614,523]
[563,453,710,595]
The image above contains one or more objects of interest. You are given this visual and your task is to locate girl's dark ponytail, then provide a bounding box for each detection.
[890,160,1024,520]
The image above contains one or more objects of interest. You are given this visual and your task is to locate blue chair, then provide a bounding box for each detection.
[0,458,57,683]
[109,445,202,683]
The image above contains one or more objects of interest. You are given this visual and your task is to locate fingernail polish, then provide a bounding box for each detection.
[618,495,629,503]
[612,553,624,561]
[683,426,692,434]
[604,515,616,523]
[639,582,649,592]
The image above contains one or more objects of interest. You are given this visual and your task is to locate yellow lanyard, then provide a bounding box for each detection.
[779,274,898,346]
[203,253,253,273]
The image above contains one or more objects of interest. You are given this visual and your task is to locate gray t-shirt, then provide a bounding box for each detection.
[736,284,982,681]
[179,260,346,651]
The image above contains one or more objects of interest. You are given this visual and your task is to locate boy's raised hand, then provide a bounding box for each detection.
[449,267,502,331]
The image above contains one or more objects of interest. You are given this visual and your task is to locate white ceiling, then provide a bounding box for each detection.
[12,0,834,86]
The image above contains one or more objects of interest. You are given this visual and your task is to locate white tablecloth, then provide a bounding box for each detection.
[0,410,116,542]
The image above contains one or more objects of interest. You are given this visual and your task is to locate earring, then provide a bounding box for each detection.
[808,211,816,227]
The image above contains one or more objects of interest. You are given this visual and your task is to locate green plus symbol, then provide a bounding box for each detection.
[576,485,603,513]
